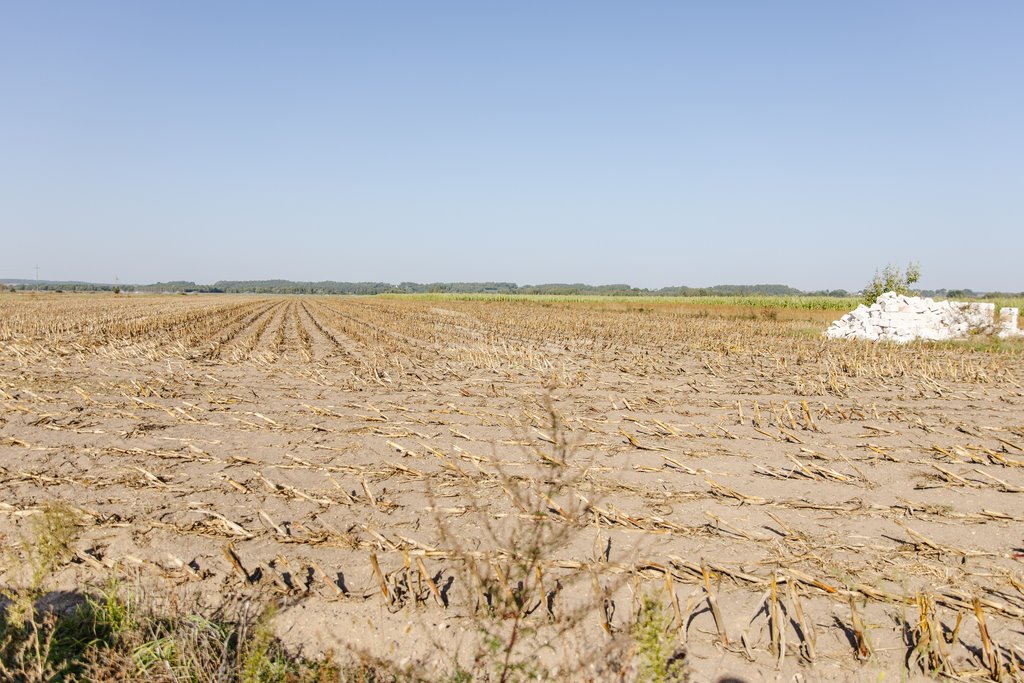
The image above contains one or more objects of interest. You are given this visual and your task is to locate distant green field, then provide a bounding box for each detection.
[379,292,862,310]
[989,297,1024,311]
[379,292,1024,314]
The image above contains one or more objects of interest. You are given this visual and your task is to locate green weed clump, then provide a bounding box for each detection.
[0,503,342,682]
[632,596,686,683]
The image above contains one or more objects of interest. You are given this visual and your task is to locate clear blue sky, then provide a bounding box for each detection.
[2,2,1022,291]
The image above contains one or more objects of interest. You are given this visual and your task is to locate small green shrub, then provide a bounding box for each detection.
[0,507,340,682]
[862,262,920,305]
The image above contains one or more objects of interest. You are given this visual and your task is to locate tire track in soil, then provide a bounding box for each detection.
[175,300,266,345]
[314,300,445,381]
[202,300,278,360]
[317,300,436,384]
[270,301,291,359]
[275,301,311,364]
[333,299,443,356]
[340,299,563,380]
[446,302,685,378]
[293,302,318,362]
[249,300,291,362]
[91,299,264,360]
[299,300,370,369]
[218,300,286,362]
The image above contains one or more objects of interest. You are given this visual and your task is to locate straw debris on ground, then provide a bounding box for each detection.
[1,293,1023,682]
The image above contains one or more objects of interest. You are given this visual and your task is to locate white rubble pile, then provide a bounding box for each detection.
[826,292,1022,343]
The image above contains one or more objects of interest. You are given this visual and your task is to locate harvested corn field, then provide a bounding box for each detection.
[1,293,1023,682]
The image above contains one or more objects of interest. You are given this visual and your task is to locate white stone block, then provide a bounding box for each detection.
[998,307,1022,339]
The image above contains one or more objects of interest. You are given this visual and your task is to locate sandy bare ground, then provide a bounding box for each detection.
[1,294,1022,682]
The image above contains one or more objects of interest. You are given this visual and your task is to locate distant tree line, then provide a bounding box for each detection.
[0,281,121,292]
[133,281,823,296]
[3,279,1022,298]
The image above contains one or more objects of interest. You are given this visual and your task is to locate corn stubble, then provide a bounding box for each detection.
[0,292,1023,681]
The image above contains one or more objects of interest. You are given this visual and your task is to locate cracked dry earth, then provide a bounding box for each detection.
[1,294,1023,682]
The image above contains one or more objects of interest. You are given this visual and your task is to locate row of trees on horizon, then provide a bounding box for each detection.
[2,279,1020,299]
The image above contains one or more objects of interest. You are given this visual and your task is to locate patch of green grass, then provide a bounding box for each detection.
[928,335,1024,354]
[0,503,343,682]
[786,324,829,340]
[239,604,340,683]
[2,588,344,682]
